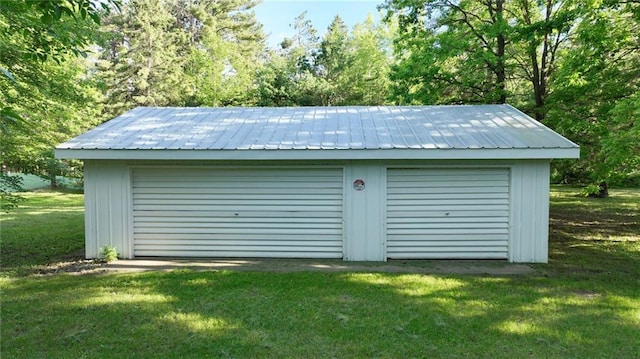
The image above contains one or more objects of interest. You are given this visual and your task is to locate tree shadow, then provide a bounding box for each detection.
[2,266,638,358]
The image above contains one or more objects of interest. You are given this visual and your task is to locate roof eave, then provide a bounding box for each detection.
[55,147,580,161]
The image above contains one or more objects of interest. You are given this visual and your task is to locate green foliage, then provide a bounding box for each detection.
[580,183,604,198]
[0,0,117,190]
[384,0,510,105]
[0,174,25,212]
[97,0,265,113]
[100,245,119,262]
[383,0,639,185]
[544,1,640,186]
[255,11,393,106]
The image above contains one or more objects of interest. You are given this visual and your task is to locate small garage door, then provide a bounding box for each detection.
[132,167,344,258]
[387,168,510,259]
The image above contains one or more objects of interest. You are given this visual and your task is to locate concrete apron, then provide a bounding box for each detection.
[104,258,536,275]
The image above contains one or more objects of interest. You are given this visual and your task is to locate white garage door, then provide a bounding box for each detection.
[387,168,510,259]
[132,167,344,258]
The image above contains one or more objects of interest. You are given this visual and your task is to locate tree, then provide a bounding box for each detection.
[343,14,394,105]
[98,0,188,116]
[383,0,640,187]
[508,0,581,121]
[316,16,352,105]
[545,1,640,189]
[256,11,327,106]
[1,0,118,197]
[255,11,394,107]
[383,0,509,105]
[173,0,266,106]
[1,0,119,129]
[98,0,265,112]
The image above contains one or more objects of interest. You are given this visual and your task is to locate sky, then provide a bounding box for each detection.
[254,0,382,47]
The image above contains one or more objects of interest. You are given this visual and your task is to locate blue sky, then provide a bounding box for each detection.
[254,0,382,47]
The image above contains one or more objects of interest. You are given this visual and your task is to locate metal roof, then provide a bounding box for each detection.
[56,105,579,160]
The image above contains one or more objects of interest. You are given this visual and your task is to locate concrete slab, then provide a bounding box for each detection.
[104,258,536,275]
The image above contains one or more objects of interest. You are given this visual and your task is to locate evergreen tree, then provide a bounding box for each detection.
[98,0,187,116]
[316,16,351,105]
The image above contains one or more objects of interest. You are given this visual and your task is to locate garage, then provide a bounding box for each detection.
[132,167,344,258]
[56,104,580,263]
[386,168,510,259]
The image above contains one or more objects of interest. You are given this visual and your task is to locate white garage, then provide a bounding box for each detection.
[56,105,579,263]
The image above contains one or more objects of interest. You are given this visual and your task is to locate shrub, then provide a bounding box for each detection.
[99,245,118,262]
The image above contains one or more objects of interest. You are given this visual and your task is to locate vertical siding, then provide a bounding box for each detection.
[509,160,550,263]
[83,160,131,258]
[386,168,510,259]
[343,163,385,261]
[132,167,344,258]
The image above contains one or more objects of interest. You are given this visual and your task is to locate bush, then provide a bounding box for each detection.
[99,245,118,262]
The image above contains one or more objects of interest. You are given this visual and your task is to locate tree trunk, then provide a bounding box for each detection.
[496,0,507,104]
[49,172,58,189]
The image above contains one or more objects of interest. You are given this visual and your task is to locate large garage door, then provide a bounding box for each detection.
[387,168,510,259]
[132,167,344,258]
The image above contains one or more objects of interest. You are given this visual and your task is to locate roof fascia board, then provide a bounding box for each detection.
[55,148,580,161]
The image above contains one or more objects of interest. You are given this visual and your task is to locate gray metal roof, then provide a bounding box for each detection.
[56,105,579,160]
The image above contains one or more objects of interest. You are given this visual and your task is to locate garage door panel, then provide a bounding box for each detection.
[388,192,509,200]
[134,181,342,189]
[134,210,341,218]
[133,193,341,200]
[387,234,509,241]
[135,217,342,224]
[134,250,340,258]
[388,198,509,206]
[133,204,340,212]
[389,252,508,259]
[133,167,343,258]
[387,217,508,224]
[387,204,509,212]
[133,199,342,206]
[135,227,343,235]
[388,186,508,194]
[386,181,508,189]
[387,210,509,218]
[388,228,509,235]
[387,168,510,259]
[133,187,342,195]
[135,233,341,241]
[135,239,343,246]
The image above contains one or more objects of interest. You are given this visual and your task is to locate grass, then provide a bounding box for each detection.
[1,192,85,274]
[1,187,639,358]
[5,173,82,191]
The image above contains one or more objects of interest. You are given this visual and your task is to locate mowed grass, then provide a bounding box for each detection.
[1,191,85,274]
[1,188,639,358]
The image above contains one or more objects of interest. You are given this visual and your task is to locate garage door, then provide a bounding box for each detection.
[386,168,510,259]
[132,167,344,258]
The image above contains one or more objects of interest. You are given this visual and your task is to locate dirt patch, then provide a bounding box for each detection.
[30,259,109,276]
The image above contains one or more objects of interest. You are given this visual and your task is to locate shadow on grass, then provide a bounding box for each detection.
[2,267,638,358]
[0,209,85,272]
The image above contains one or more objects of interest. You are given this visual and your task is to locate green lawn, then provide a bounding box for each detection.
[1,188,639,358]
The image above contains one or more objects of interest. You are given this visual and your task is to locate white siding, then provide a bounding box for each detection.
[509,160,550,262]
[83,160,132,258]
[132,167,344,258]
[386,168,510,259]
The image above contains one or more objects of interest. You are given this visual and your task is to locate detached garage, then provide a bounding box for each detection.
[55,105,579,263]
